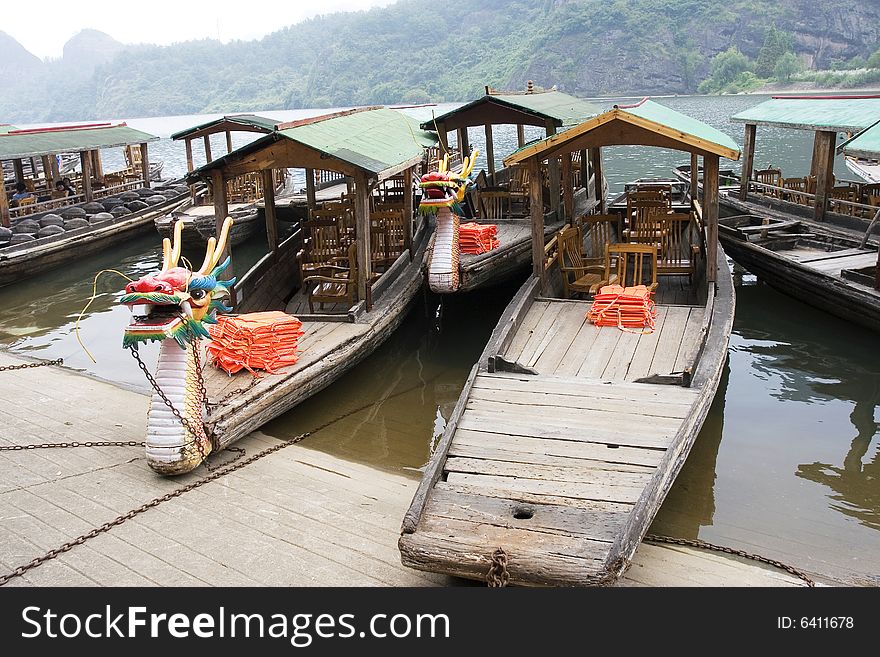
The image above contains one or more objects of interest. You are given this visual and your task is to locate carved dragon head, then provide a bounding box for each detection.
[418,150,478,215]
[120,217,236,349]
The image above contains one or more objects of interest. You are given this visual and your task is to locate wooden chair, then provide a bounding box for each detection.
[15,196,36,212]
[478,187,512,220]
[558,225,605,298]
[829,186,858,216]
[657,213,700,281]
[371,209,408,263]
[626,194,669,246]
[316,203,355,245]
[507,166,529,215]
[369,218,396,273]
[754,168,782,197]
[782,177,807,204]
[591,243,658,295]
[303,242,358,313]
[298,217,342,281]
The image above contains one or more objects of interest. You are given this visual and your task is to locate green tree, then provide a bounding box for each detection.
[867,49,880,68]
[755,25,793,77]
[774,52,801,81]
[699,47,752,93]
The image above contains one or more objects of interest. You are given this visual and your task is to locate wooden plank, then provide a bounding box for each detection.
[444,472,642,504]
[577,325,622,379]
[807,252,877,274]
[739,124,755,201]
[601,326,642,381]
[813,130,836,221]
[648,306,690,375]
[532,303,589,373]
[473,372,700,403]
[673,307,706,372]
[424,487,626,542]
[140,143,150,189]
[517,302,564,367]
[467,384,691,419]
[448,433,660,470]
[484,123,495,176]
[79,150,93,202]
[503,301,550,362]
[704,153,719,282]
[553,312,602,376]
[625,305,668,381]
[445,457,653,489]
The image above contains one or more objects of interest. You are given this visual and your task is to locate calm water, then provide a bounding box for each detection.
[1,95,877,583]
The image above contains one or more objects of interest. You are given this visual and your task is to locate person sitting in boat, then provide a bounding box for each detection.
[54,178,76,199]
[11,182,33,205]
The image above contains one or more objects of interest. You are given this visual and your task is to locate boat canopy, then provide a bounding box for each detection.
[170,114,279,141]
[0,125,17,135]
[838,120,880,159]
[504,98,741,164]
[188,107,438,181]
[422,89,600,131]
[0,123,158,160]
[731,95,880,133]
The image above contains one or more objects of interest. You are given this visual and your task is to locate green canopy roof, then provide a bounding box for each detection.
[839,120,880,159]
[0,123,158,160]
[189,107,438,180]
[422,90,600,131]
[505,98,740,165]
[731,95,880,132]
[170,114,279,140]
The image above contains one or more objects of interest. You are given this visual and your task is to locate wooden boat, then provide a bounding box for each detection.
[420,85,602,294]
[400,98,739,586]
[0,185,189,287]
[155,200,262,247]
[120,107,439,475]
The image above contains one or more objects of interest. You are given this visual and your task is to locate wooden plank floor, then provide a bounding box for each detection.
[504,299,705,381]
[0,351,809,587]
[784,247,877,275]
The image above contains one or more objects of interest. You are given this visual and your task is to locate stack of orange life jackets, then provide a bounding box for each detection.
[459,222,499,254]
[207,311,305,375]
[586,285,657,332]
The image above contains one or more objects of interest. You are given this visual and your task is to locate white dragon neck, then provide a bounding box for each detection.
[427,206,460,293]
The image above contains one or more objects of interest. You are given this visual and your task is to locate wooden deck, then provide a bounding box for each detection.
[0,350,809,587]
[400,251,734,586]
[784,247,876,277]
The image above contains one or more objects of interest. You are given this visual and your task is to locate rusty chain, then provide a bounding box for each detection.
[0,357,63,372]
[486,547,510,587]
[0,440,145,451]
[0,431,309,587]
[644,534,816,587]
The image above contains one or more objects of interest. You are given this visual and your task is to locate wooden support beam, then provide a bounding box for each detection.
[690,152,700,207]
[92,150,104,182]
[354,173,371,302]
[809,131,824,177]
[484,123,495,176]
[41,155,52,187]
[139,143,150,189]
[739,123,756,201]
[225,130,233,154]
[48,153,60,184]
[185,138,196,202]
[529,158,545,289]
[80,151,93,202]
[457,127,469,157]
[305,168,317,213]
[0,177,10,228]
[590,147,605,214]
[203,135,213,163]
[211,168,230,264]
[579,149,588,193]
[261,168,278,256]
[435,120,449,153]
[813,130,836,222]
[403,166,414,260]
[561,152,574,222]
[517,124,526,147]
[546,121,559,217]
[12,159,24,185]
[704,154,719,284]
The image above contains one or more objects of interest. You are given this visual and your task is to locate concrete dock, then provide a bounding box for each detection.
[0,351,808,587]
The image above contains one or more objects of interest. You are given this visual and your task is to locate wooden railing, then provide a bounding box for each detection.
[314,169,346,190]
[747,180,879,219]
[8,178,147,219]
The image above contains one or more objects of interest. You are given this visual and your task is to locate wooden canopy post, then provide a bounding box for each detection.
[225,130,233,154]
[809,131,824,177]
[561,152,574,222]
[41,155,52,187]
[484,124,495,177]
[48,153,60,184]
[79,151,93,202]
[435,120,449,153]
[403,166,414,260]
[690,152,700,207]
[546,121,559,217]
[261,168,278,257]
[590,147,605,214]
[704,154,719,284]
[457,128,469,158]
[517,124,525,147]
[739,123,756,201]
[203,135,213,163]
[529,158,545,289]
[0,180,10,228]
[813,130,836,221]
[185,138,196,202]
[211,168,230,261]
[139,143,151,189]
[353,172,371,302]
[12,159,24,185]
[579,149,588,193]
[305,169,317,213]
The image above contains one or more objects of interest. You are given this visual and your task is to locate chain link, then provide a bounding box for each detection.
[0,432,309,586]
[0,358,63,372]
[644,534,815,587]
[0,440,145,451]
[486,547,510,587]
